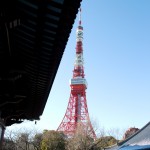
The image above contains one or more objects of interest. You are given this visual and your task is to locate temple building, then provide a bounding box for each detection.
[105,122,150,150]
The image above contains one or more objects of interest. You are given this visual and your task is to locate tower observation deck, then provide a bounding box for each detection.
[57,8,96,139]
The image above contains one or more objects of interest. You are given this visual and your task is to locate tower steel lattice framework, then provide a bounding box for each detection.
[57,8,96,139]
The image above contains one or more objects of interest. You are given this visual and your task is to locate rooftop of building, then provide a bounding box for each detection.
[0,0,82,126]
[105,121,150,150]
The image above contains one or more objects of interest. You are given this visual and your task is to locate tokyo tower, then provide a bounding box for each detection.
[57,8,96,139]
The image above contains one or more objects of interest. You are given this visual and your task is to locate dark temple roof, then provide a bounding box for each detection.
[0,0,82,126]
[105,122,150,150]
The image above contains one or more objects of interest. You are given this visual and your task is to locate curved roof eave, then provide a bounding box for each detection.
[0,0,82,126]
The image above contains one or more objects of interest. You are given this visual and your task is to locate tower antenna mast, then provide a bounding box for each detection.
[79,8,82,25]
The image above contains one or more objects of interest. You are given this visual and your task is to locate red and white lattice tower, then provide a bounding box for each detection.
[57,8,96,139]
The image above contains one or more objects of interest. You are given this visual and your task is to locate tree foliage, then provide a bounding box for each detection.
[41,130,65,150]
[66,123,95,150]
[3,128,42,150]
[32,133,43,150]
[95,136,117,150]
[3,123,125,150]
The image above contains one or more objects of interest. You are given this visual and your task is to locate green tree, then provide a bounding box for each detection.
[32,133,43,150]
[41,130,65,150]
[95,136,117,150]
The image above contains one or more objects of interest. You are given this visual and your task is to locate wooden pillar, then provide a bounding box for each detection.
[0,120,5,149]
